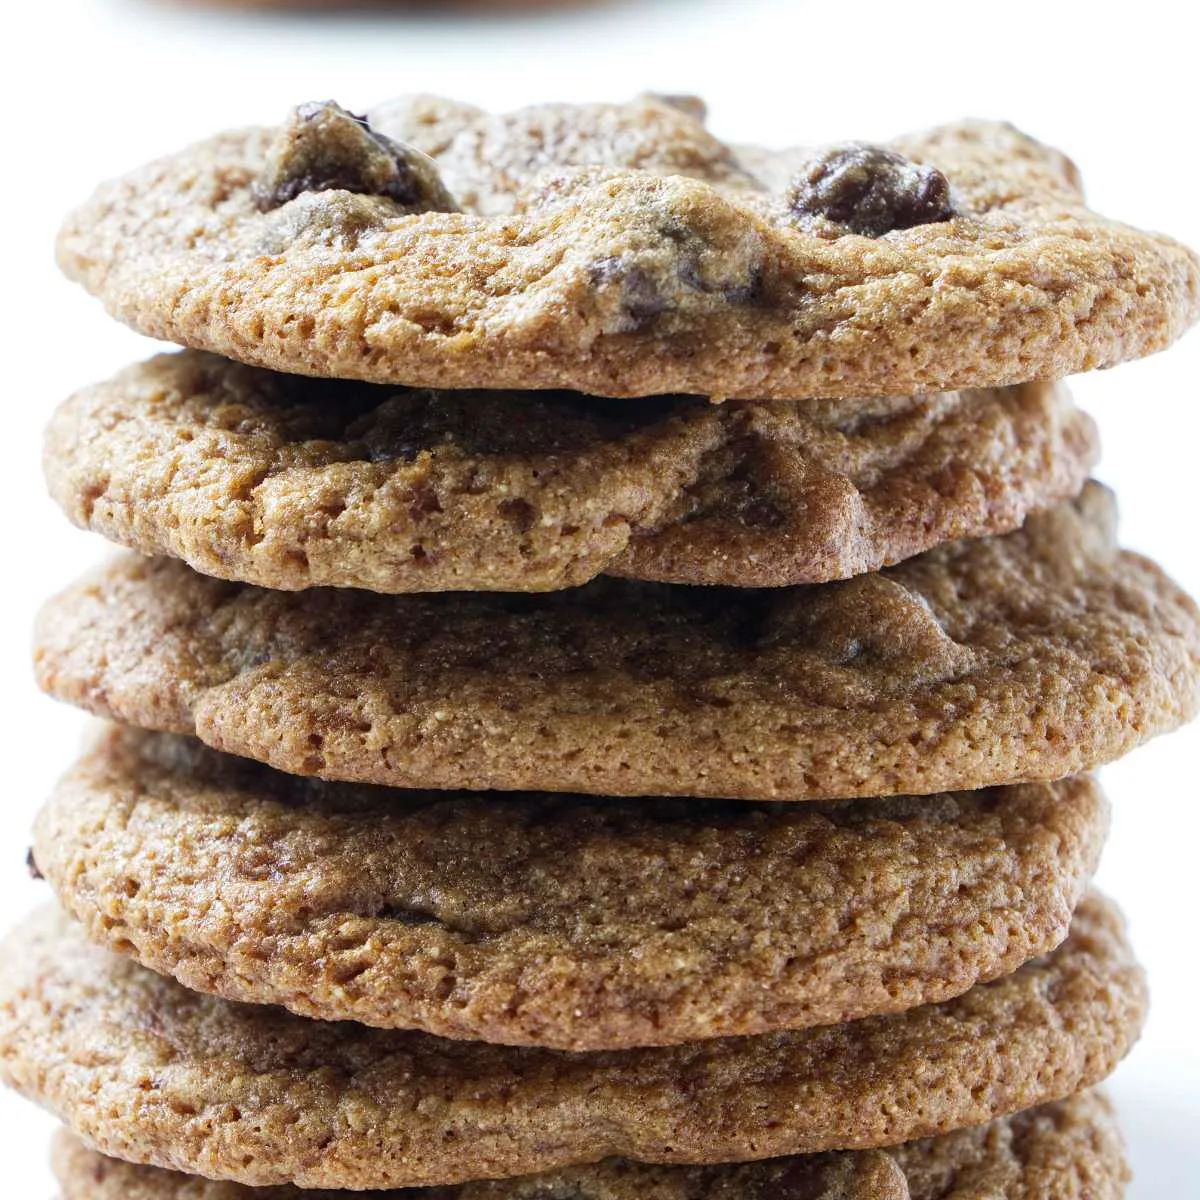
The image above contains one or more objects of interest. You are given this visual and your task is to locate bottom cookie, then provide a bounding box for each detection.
[51,1090,1127,1199]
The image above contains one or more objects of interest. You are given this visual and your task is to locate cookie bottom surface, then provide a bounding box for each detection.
[50,1091,1127,1198]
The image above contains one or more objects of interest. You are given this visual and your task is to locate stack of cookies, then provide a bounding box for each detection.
[4,94,1200,1199]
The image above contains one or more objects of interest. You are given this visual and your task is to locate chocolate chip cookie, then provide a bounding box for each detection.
[49,1089,1128,1199]
[33,725,1107,1048]
[45,352,1096,592]
[33,486,1200,800]
[57,96,1200,399]
[53,1130,908,1200]
[0,898,1144,1188]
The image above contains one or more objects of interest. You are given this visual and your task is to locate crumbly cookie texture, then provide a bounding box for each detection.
[892,1090,1129,1200]
[51,1132,908,1200]
[49,1090,1128,1200]
[0,898,1144,1189]
[45,352,1097,592]
[56,95,1200,399]
[33,486,1200,800]
[35,726,1107,1049]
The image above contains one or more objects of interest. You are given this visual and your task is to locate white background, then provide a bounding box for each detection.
[1,0,1197,1194]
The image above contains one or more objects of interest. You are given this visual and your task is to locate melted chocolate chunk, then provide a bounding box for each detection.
[589,256,674,330]
[254,101,459,214]
[788,142,955,237]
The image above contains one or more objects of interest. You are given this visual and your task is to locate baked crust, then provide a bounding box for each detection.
[49,1089,1128,1199]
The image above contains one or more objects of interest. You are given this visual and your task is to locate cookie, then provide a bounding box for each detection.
[51,1132,908,1200]
[49,1090,1128,1200]
[34,725,1107,1049]
[45,351,1097,592]
[0,897,1145,1188]
[57,96,1200,400]
[34,486,1200,800]
[891,1090,1129,1199]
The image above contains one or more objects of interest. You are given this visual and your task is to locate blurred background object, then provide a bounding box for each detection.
[167,0,618,13]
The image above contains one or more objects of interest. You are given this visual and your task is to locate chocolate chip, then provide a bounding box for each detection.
[589,256,674,331]
[761,573,975,697]
[25,847,43,881]
[788,142,955,237]
[674,251,764,308]
[724,270,765,305]
[504,1189,594,1200]
[254,101,459,214]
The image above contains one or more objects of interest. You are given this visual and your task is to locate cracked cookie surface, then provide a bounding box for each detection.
[49,1089,1128,1200]
[35,726,1106,1049]
[46,352,1097,592]
[33,486,1200,800]
[0,898,1144,1188]
[57,95,1200,399]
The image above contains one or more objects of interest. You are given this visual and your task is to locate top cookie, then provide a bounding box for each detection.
[57,96,1200,399]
